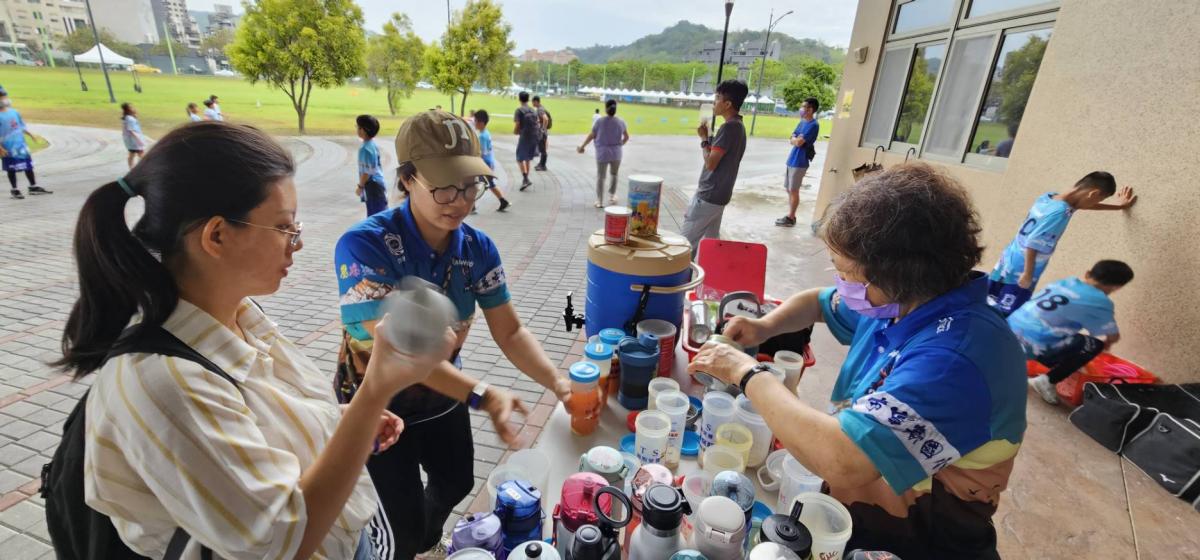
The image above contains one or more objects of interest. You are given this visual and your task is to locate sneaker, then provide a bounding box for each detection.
[775,216,797,227]
[1028,374,1059,404]
[498,198,510,212]
[594,201,604,208]
[10,189,24,200]
[607,197,618,206]
[28,186,52,195]
[415,534,452,560]
[520,179,531,191]
[534,165,547,171]
[471,207,478,215]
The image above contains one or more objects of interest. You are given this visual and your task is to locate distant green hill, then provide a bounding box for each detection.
[571,20,845,64]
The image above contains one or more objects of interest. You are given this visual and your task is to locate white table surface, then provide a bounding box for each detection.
[531,347,782,532]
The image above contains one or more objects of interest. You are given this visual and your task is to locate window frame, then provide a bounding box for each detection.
[960,0,1059,27]
[888,0,963,41]
[861,33,951,151]
[861,0,1058,171]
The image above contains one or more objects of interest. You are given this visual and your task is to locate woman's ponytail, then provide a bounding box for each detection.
[56,181,179,376]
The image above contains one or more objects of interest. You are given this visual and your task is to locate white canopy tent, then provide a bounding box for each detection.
[73,44,133,67]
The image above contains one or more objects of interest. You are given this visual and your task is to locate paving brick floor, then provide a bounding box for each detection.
[3,124,1198,559]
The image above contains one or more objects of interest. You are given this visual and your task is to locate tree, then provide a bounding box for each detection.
[780,75,834,114]
[200,28,235,56]
[365,13,425,115]
[62,27,141,61]
[995,34,1049,132]
[424,0,513,115]
[228,0,366,133]
[747,58,788,92]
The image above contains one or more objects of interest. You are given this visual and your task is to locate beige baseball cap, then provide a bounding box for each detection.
[395,109,495,188]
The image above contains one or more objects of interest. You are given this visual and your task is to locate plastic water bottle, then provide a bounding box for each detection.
[379,276,458,356]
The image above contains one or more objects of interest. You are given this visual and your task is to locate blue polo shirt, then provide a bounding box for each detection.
[334,201,511,421]
[819,273,1027,495]
[335,201,511,341]
[786,118,819,168]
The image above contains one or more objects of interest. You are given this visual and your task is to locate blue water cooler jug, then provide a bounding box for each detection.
[583,230,699,338]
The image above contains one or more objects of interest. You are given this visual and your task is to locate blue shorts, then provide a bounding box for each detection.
[515,138,539,162]
[987,279,1032,317]
[2,156,32,172]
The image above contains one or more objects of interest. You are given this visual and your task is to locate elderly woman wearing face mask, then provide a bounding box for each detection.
[689,163,1027,559]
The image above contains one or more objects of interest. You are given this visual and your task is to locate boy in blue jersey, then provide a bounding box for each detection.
[987,171,1136,316]
[472,109,510,212]
[0,86,51,199]
[1014,260,1134,404]
[355,114,389,217]
[775,97,820,227]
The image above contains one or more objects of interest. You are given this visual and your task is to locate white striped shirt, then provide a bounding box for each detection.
[84,299,378,559]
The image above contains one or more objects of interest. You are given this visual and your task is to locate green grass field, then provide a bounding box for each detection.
[2,67,831,140]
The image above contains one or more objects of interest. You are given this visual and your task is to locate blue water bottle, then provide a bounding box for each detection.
[617,333,660,410]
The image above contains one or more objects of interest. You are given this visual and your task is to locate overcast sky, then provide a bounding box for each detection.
[186,0,856,51]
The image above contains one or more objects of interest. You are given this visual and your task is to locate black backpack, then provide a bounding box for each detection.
[519,106,541,135]
[41,326,232,560]
[543,108,553,131]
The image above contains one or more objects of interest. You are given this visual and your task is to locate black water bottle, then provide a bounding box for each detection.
[758,501,813,559]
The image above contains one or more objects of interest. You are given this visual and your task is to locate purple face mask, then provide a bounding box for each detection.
[834,274,900,319]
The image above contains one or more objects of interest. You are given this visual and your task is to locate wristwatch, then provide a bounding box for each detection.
[701,139,711,149]
[467,381,490,410]
[739,363,773,394]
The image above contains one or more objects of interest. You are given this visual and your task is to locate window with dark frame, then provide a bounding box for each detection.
[861,0,1058,170]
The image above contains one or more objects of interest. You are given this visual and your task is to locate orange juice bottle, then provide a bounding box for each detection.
[568,362,601,436]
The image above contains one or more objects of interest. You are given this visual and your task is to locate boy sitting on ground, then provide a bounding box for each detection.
[987,171,1137,316]
[1011,260,1134,404]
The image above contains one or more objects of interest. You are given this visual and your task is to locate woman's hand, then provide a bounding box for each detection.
[362,314,452,396]
[555,375,603,419]
[687,340,758,387]
[341,406,405,454]
[481,387,530,446]
[374,409,404,453]
[722,316,772,348]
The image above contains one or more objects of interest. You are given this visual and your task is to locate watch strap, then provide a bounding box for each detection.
[739,363,772,394]
[467,381,489,410]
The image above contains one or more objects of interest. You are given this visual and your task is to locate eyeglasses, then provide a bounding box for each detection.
[413,174,488,205]
[228,219,303,247]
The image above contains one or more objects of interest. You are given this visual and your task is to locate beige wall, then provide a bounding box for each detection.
[820,0,1200,382]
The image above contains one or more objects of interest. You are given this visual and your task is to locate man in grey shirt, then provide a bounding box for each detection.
[681,80,749,255]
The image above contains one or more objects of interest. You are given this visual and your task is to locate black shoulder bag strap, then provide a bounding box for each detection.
[109,325,237,560]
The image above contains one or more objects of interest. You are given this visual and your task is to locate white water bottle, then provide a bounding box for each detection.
[379,276,458,356]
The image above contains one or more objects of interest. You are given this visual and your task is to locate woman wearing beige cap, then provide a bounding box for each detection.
[333,109,589,559]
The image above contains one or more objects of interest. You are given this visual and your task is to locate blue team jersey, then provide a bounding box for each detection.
[819,273,1027,495]
[334,201,510,342]
[1008,276,1118,357]
[989,193,1073,286]
[0,109,30,159]
[786,118,819,168]
[478,128,496,169]
[357,139,387,186]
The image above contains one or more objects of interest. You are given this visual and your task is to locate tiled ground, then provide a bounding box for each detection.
[1,124,1198,559]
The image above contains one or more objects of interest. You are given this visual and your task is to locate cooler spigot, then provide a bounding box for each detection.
[563,291,586,332]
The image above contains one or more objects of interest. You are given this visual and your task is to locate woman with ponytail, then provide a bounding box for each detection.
[58,121,446,559]
[576,98,629,207]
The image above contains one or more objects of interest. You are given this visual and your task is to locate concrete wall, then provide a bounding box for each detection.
[91,0,159,44]
[820,0,1200,382]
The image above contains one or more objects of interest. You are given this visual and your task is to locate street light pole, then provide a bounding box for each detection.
[82,0,115,103]
[447,0,455,113]
[712,0,735,130]
[749,8,792,136]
